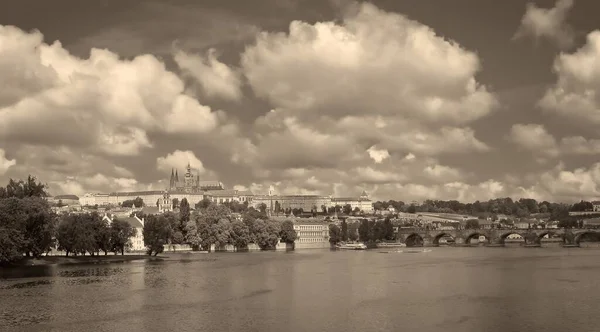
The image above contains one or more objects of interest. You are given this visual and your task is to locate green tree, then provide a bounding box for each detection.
[329,224,342,245]
[383,218,395,241]
[143,215,170,256]
[253,219,280,250]
[195,198,212,210]
[347,222,359,241]
[341,221,348,241]
[358,220,370,242]
[110,218,136,255]
[184,220,201,250]
[465,219,480,230]
[230,220,251,249]
[342,204,352,215]
[279,220,297,244]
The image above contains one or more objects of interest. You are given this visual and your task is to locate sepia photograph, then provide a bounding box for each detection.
[1,0,600,331]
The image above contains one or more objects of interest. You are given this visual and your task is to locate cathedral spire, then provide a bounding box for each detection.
[175,170,179,182]
[170,169,174,188]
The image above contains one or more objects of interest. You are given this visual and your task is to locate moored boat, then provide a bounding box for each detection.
[377,242,407,248]
[336,243,368,250]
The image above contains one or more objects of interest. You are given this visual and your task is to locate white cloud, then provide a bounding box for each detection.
[508,123,600,158]
[513,0,575,49]
[174,48,243,101]
[0,25,221,156]
[539,31,600,124]
[156,150,206,173]
[0,148,16,175]
[242,3,497,125]
[508,123,559,158]
[366,146,390,163]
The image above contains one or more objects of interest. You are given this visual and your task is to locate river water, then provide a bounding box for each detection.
[1,248,599,332]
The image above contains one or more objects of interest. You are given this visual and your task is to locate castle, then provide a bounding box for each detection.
[169,163,225,193]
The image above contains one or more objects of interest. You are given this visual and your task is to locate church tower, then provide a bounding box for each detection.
[169,169,175,190]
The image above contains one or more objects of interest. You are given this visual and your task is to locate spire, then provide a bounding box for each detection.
[170,169,174,188]
[175,170,179,182]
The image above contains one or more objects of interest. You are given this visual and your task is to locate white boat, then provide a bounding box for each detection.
[401,249,432,253]
[337,243,367,250]
[378,242,406,248]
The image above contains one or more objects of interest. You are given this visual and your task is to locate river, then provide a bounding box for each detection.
[1,247,599,332]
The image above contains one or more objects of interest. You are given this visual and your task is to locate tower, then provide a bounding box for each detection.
[170,169,175,190]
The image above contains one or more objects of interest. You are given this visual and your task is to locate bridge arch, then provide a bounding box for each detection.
[465,232,488,245]
[536,231,562,244]
[433,233,455,245]
[405,233,424,247]
[498,231,526,245]
[574,231,600,245]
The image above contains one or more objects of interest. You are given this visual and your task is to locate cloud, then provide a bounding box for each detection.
[513,0,575,49]
[238,2,495,180]
[0,25,221,157]
[538,31,600,124]
[156,150,206,173]
[174,48,243,101]
[508,123,600,159]
[0,149,16,175]
[366,146,390,163]
[508,123,560,158]
[242,3,496,125]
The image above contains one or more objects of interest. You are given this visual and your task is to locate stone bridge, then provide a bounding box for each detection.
[396,228,600,247]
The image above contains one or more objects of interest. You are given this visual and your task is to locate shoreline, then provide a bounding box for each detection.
[4,255,157,267]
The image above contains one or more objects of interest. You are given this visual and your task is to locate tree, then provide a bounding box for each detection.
[253,219,281,250]
[382,218,395,241]
[358,220,370,242]
[110,219,136,255]
[172,198,180,210]
[465,219,480,230]
[347,222,359,241]
[342,204,352,215]
[122,197,144,208]
[279,220,297,244]
[329,224,342,245]
[1,175,48,199]
[143,215,170,256]
[341,221,348,241]
[230,220,251,249]
[184,220,201,250]
[258,203,267,214]
[195,198,212,210]
[179,198,191,236]
[407,205,417,214]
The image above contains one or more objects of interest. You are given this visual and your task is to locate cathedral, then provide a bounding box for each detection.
[168,163,225,193]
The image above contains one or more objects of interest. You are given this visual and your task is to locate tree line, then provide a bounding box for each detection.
[328,218,395,244]
[372,198,600,220]
[140,198,298,255]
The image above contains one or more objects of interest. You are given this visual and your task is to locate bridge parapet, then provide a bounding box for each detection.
[395,228,599,247]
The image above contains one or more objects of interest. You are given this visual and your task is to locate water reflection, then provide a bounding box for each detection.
[2,249,600,331]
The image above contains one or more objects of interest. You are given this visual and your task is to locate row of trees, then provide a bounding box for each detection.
[140,201,298,255]
[56,213,136,256]
[328,219,395,244]
[372,198,596,220]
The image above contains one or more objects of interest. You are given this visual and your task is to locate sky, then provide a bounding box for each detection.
[1,0,600,203]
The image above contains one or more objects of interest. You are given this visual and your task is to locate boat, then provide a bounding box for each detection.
[336,243,368,250]
[377,242,407,248]
[401,249,432,253]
